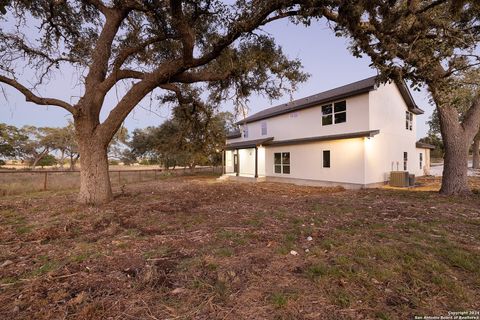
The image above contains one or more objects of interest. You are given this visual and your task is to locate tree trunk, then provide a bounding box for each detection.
[77,139,113,204]
[70,154,80,170]
[473,135,480,169]
[437,105,470,195]
[31,154,42,169]
[59,150,65,169]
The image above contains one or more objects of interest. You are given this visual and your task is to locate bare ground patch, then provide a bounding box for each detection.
[1,175,479,319]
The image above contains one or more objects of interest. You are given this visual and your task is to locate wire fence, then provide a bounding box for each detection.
[0,166,222,197]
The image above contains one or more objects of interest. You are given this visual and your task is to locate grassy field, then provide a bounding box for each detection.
[0,175,479,319]
[0,167,220,196]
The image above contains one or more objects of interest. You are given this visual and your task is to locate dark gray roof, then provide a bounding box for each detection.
[264,130,380,147]
[416,142,436,149]
[226,130,241,139]
[237,76,423,124]
[225,137,274,150]
[225,130,380,149]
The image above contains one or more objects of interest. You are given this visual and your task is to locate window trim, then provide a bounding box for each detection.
[406,111,413,131]
[322,100,347,126]
[261,121,267,136]
[274,152,290,174]
[323,150,331,168]
[243,125,248,138]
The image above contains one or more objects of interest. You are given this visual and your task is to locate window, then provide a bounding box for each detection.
[243,125,248,138]
[419,153,423,169]
[274,152,290,174]
[261,121,267,136]
[323,150,331,168]
[322,101,347,126]
[406,111,413,130]
[403,152,408,171]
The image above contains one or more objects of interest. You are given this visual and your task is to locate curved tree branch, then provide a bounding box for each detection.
[0,75,76,114]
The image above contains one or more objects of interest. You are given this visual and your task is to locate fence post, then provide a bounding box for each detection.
[43,172,48,191]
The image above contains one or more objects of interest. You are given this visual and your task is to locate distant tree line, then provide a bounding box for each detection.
[0,109,235,170]
[0,123,79,169]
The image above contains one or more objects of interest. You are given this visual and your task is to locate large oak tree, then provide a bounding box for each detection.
[0,0,311,204]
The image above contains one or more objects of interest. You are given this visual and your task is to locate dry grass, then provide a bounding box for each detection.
[0,168,219,196]
[0,175,479,319]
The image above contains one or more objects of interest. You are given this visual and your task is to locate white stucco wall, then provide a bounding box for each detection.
[238,148,255,175]
[235,147,266,176]
[415,148,431,176]
[225,150,235,173]
[365,83,420,183]
[264,138,366,184]
[258,146,266,176]
[225,81,427,186]
[236,93,370,141]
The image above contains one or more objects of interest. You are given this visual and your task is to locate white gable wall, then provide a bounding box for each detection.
[365,83,420,184]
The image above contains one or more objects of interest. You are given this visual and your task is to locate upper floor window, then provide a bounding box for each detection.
[243,125,248,138]
[406,111,413,131]
[322,101,347,126]
[261,121,267,136]
[274,152,290,174]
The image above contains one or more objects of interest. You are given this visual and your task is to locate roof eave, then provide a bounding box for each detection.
[225,137,274,150]
[236,86,375,125]
[411,107,424,115]
[226,133,241,139]
[263,130,380,147]
[416,142,436,149]
[396,80,425,115]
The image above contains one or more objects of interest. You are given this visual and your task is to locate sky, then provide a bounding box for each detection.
[0,18,434,139]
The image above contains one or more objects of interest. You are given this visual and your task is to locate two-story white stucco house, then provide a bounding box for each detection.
[220,76,434,189]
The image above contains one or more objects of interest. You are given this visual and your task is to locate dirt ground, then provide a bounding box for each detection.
[1,175,479,319]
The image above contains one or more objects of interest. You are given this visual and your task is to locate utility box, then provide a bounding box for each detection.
[409,174,415,186]
[390,171,409,187]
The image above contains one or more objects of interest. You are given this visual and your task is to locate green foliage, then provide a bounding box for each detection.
[37,154,57,167]
[269,292,289,308]
[128,109,234,169]
[0,123,81,168]
[120,149,137,165]
[108,126,129,161]
[418,134,444,158]
[323,1,480,89]
[0,123,28,159]
[426,69,480,147]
